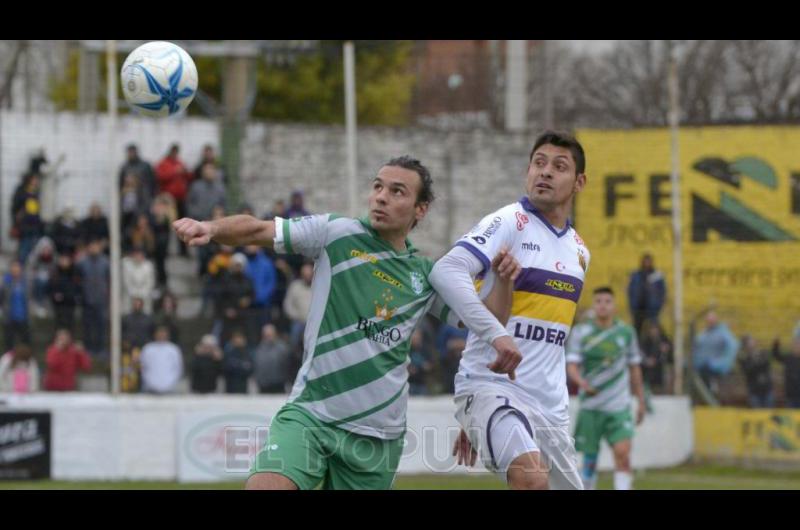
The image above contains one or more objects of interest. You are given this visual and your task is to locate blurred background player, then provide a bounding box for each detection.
[566,286,646,490]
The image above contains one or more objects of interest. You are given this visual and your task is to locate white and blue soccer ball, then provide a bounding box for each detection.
[120,41,198,117]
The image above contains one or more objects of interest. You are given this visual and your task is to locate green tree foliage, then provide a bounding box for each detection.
[253,40,416,126]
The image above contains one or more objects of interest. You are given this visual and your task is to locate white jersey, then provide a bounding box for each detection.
[454,197,591,426]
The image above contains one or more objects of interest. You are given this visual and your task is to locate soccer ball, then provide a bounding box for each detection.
[120,41,198,117]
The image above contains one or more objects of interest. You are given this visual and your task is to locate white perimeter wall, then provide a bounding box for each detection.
[0,394,693,483]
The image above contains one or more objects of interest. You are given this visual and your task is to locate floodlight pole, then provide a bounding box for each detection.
[668,42,685,395]
[107,40,121,395]
[344,41,358,217]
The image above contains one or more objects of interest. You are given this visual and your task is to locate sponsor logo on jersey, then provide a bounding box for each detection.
[521,242,541,252]
[471,236,486,245]
[480,216,503,238]
[351,249,378,264]
[373,269,404,290]
[545,279,575,293]
[515,211,529,231]
[578,251,587,272]
[356,317,402,345]
[512,323,567,346]
[410,272,425,295]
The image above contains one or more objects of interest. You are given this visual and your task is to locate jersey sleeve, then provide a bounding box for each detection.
[453,207,516,276]
[273,214,329,259]
[565,324,588,364]
[426,293,462,327]
[627,328,643,365]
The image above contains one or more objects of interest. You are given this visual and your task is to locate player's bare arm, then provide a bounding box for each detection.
[173,215,275,248]
[566,362,598,396]
[629,364,646,424]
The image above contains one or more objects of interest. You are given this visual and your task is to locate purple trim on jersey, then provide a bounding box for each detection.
[514,267,584,303]
[520,196,571,238]
[486,405,534,471]
[455,241,491,275]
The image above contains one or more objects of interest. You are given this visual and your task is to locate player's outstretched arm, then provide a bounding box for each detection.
[173,215,275,248]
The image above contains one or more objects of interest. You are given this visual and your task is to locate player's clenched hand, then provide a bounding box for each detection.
[488,335,522,380]
[452,429,477,467]
[173,218,214,247]
[491,247,521,283]
[636,399,646,425]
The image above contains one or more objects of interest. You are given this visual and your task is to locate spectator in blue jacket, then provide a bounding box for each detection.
[627,253,666,338]
[692,310,739,397]
[243,245,277,346]
[1,261,31,349]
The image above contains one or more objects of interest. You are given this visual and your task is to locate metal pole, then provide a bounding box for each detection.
[107,40,121,395]
[505,40,527,132]
[344,41,358,217]
[667,43,684,395]
[541,40,554,129]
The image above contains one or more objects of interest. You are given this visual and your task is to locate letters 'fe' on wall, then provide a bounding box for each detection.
[576,127,800,343]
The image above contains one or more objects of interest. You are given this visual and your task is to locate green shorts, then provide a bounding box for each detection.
[574,408,634,455]
[250,403,405,490]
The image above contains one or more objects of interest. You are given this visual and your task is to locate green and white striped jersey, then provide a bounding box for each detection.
[565,318,641,413]
[273,214,458,439]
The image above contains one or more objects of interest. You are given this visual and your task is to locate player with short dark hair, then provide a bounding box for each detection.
[566,286,646,490]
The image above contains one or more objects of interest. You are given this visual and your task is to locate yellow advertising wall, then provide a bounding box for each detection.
[694,407,800,462]
[575,127,800,345]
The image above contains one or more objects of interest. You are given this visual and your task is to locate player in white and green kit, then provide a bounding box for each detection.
[566,286,646,490]
[173,156,523,490]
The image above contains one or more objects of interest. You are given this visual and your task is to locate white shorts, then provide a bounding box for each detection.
[454,388,583,490]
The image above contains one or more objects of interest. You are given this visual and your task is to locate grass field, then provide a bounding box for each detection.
[1,464,800,490]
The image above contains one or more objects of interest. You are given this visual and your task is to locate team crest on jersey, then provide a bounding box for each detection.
[374,289,396,320]
[410,272,425,295]
[578,251,587,272]
[515,211,529,231]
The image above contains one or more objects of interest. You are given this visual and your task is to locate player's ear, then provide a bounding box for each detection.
[574,173,587,193]
[415,201,429,223]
